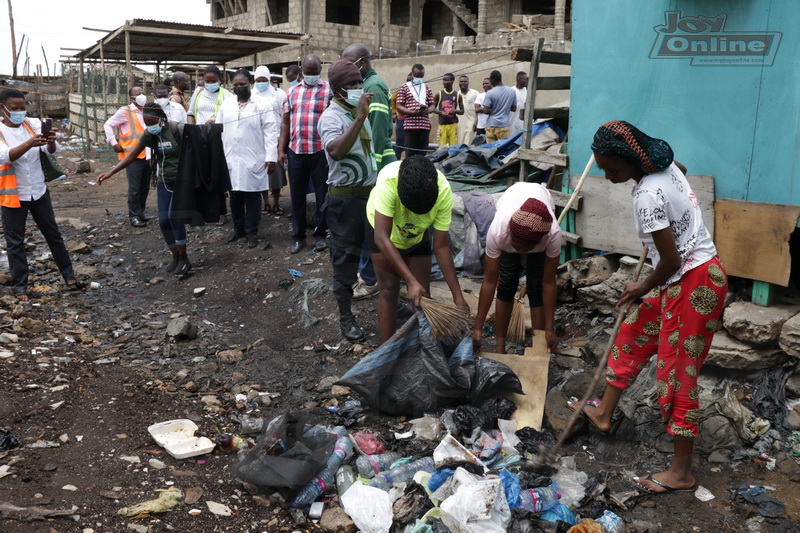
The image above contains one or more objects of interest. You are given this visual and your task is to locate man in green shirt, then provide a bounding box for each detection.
[342,43,398,300]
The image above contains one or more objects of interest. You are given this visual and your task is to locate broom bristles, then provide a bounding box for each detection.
[507,282,528,344]
[419,297,471,341]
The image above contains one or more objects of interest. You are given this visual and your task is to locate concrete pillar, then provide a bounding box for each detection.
[477,0,487,35]
[555,0,565,44]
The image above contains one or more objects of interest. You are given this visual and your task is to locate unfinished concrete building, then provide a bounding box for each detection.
[208,0,570,66]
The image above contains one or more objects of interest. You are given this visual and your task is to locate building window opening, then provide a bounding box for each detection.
[390,0,410,26]
[272,0,289,24]
[326,0,360,25]
[212,0,248,19]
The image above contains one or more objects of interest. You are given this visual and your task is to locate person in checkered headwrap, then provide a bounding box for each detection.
[472,182,563,354]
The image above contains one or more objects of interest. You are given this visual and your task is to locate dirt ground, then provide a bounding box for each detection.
[0,154,798,533]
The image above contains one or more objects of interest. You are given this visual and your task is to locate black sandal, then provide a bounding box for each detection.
[273,204,285,216]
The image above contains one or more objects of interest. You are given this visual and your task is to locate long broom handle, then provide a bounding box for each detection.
[547,243,649,459]
[514,153,597,301]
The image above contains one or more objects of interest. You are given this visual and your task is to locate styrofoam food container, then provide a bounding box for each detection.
[164,436,216,460]
[147,419,200,447]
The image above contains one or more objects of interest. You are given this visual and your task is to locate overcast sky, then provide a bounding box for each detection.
[0,0,211,76]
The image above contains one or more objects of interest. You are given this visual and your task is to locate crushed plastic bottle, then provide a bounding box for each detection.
[355,453,402,478]
[239,416,265,435]
[367,457,435,491]
[291,432,354,509]
[518,484,561,513]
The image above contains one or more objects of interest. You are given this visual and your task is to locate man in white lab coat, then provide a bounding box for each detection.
[217,69,278,248]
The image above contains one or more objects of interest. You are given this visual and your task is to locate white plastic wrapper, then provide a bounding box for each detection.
[341,483,392,533]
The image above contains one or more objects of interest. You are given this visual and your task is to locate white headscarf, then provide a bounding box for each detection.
[253,65,275,97]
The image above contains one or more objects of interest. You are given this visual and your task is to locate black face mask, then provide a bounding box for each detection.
[234,86,251,99]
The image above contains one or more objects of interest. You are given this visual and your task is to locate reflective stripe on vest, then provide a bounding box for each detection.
[116,105,145,161]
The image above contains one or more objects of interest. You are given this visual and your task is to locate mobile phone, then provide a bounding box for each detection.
[41,118,52,139]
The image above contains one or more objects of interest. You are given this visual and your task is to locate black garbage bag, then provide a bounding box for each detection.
[0,429,20,451]
[392,481,433,526]
[471,356,524,404]
[479,396,517,428]
[230,413,336,498]
[453,405,487,434]
[337,312,477,417]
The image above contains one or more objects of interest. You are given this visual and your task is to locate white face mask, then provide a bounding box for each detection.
[154,98,169,108]
[134,94,147,107]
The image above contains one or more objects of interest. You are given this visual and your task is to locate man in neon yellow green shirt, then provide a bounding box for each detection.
[366,156,468,341]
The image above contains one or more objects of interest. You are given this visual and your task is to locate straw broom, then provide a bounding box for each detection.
[419,296,471,341]
[500,154,597,345]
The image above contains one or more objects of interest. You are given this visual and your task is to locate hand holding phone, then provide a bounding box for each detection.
[41,118,52,140]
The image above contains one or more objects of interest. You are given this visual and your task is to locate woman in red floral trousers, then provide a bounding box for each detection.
[578,120,728,495]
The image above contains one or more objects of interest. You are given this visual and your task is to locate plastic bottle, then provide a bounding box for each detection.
[335,465,356,496]
[517,485,561,513]
[367,457,435,491]
[291,434,354,509]
[239,416,264,435]
[355,453,402,478]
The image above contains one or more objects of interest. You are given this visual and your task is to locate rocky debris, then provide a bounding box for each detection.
[779,314,800,358]
[543,388,584,440]
[63,158,92,173]
[165,317,198,340]
[13,317,44,335]
[577,255,654,314]
[317,375,340,392]
[705,331,789,370]
[66,241,92,255]
[567,255,618,288]
[723,302,797,345]
[319,507,357,533]
[217,349,244,364]
[331,385,351,397]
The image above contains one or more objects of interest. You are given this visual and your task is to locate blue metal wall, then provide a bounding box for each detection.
[568,1,799,205]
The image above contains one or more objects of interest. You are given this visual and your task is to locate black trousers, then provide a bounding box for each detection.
[1,190,74,296]
[404,128,430,157]
[125,158,150,218]
[497,250,545,307]
[230,191,261,236]
[324,194,368,310]
[287,149,328,241]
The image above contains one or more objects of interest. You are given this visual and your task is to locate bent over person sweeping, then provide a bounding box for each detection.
[573,120,728,495]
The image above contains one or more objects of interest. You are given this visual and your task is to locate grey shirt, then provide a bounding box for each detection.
[319,103,377,187]
[482,85,517,128]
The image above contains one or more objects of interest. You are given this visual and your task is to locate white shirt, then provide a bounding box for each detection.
[632,163,717,286]
[162,101,187,124]
[252,85,284,125]
[511,86,527,135]
[486,182,562,259]
[475,93,488,129]
[188,87,231,123]
[217,97,278,192]
[0,119,59,202]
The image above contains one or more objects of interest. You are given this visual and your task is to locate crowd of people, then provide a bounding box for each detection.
[0,41,728,496]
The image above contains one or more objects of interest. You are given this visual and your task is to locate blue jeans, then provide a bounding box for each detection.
[359,247,376,285]
[157,181,186,249]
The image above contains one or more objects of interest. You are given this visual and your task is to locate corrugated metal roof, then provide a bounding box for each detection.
[73,19,305,64]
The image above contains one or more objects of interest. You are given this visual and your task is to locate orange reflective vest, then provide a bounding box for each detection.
[116,105,145,161]
[0,121,37,208]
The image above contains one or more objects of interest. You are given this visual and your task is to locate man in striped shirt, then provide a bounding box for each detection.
[395,63,434,157]
[279,54,333,254]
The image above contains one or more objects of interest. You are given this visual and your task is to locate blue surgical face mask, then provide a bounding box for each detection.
[146,123,163,135]
[345,89,363,106]
[3,106,26,125]
[303,75,320,86]
[205,82,220,93]
[255,82,270,92]
[289,80,299,87]
[412,77,424,85]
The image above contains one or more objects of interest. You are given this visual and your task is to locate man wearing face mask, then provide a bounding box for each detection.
[318,60,376,341]
[217,69,277,249]
[252,65,287,217]
[278,54,332,254]
[154,84,187,124]
[284,64,302,89]
[395,63,434,157]
[0,89,81,301]
[103,86,151,227]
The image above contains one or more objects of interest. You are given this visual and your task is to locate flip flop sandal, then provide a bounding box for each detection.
[261,205,271,215]
[633,474,697,494]
[273,205,285,216]
[65,280,87,291]
[216,216,228,226]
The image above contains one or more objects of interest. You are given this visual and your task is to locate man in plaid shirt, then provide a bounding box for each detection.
[279,54,333,254]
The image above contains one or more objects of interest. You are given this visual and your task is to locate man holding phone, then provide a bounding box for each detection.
[0,89,81,301]
[103,86,150,227]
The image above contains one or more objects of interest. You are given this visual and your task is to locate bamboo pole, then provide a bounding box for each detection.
[7,0,17,78]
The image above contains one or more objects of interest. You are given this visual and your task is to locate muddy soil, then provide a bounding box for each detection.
[0,157,798,533]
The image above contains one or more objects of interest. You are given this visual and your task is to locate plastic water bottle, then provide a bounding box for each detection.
[355,453,402,478]
[335,465,356,496]
[518,485,561,513]
[368,457,435,491]
[291,434,354,509]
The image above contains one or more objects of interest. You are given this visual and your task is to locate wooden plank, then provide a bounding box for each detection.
[540,50,571,65]
[518,148,568,167]
[561,230,580,245]
[518,38,542,182]
[714,198,800,286]
[480,331,550,431]
[574,174,715,257]
[549,190,581,211]
[532,106,569,121]
[536,76,570,91]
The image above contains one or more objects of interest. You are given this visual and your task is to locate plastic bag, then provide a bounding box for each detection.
[433,434,487,472]
[471,357,524,404]
[353,432,385,454]
[551,462,588,509]
[500,469,521,508]
[337,312,476,417]
[410,417,444,441]
[440,477,511,533]
[393,481,433,526]
[230,413,336,498]
[595,510,627,532]
[0,429,20,451]
[341,482,393,533]
[540,503,576,525]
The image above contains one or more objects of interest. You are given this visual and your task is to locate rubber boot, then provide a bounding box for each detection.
[338,302,364,342]
[166,247,179,273]
[174,245,192,275]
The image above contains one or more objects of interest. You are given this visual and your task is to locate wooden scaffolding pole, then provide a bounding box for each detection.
[124,29,133,90]
[7,0,17,78]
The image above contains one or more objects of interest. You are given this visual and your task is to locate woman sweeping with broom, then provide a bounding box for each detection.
[574,120,727,495]
[472,182,563,354]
